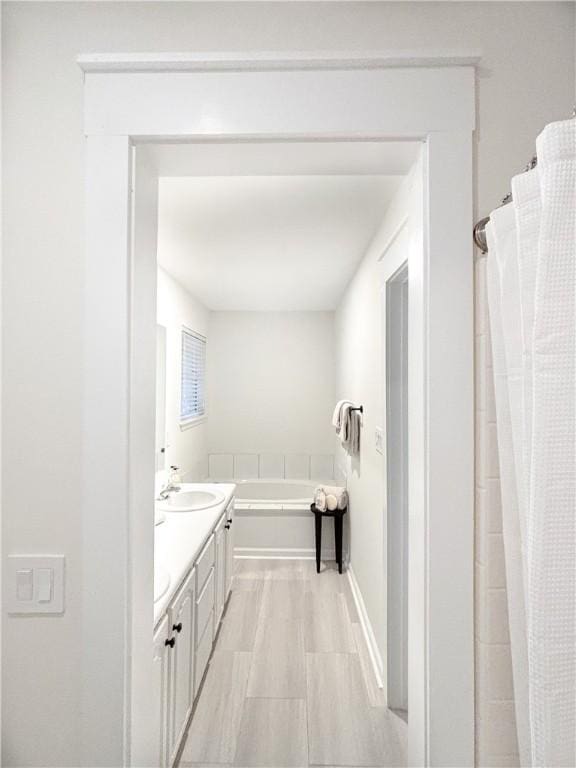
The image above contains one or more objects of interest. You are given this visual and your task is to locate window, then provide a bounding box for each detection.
[180,327,206,425]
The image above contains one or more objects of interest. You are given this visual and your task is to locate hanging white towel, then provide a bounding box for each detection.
[332,400,352,431]
[332,400,361,454]
[339,403,352,442]
[349,408,361,454]
[340,405,361,454]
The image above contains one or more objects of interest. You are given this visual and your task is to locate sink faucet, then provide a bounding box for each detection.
[158,483,180,500]
[157,465,181,500]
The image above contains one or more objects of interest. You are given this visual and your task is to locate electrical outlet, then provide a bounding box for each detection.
[375,427,384,455]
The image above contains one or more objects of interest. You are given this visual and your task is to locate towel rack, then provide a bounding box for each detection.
[350,405,364,414]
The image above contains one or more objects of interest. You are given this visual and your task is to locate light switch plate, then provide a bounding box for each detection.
[6,555,65,614]
[375,427,384,455]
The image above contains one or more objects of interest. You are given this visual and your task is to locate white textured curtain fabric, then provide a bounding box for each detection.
[486,205,532,768]
[485,117,576,768]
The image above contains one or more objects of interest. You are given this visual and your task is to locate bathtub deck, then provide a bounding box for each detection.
[177,558,407,768]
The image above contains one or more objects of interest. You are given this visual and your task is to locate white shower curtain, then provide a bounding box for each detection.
[485,117,576,768]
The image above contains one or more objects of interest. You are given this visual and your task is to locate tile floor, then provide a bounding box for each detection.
[178,559,406,768]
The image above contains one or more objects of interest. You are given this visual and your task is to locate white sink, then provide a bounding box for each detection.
[154,566,170,604]
[157,488,225,513]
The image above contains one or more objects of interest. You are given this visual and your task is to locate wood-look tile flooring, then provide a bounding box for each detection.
[178,559,406,768]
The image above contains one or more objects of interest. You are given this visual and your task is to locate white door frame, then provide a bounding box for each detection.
[381,221,412,718]
[80,52,475,768]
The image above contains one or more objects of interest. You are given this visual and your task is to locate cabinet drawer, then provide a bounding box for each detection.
[194,610,214,696]
[195,534,215,593]
[195,566,214,644]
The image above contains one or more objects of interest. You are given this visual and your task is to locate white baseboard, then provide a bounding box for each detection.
[347,564,385,690]
[235,546,335,560]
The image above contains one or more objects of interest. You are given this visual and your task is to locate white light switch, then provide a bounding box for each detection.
[37,568,53,602]
[6,556,65,614]
[16,569,33,601]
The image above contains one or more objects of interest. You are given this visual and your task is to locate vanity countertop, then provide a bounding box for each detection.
[154,482,236,626]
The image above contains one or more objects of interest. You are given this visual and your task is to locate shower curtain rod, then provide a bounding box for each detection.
[472,155,537,254]
[473,108,576,254]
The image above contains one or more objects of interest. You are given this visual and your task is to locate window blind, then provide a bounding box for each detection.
[180,328,206,422]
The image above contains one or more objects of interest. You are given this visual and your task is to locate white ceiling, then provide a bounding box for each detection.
[154,142,419,311]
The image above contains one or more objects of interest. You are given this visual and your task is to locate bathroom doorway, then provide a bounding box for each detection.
[81,53,475,768]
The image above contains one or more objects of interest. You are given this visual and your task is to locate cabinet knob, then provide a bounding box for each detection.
[165,637,176,648]
[227,518,233,524]
[225,523,231,530]
[172,622,183,633]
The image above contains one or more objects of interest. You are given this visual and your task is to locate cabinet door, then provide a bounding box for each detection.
[152,616,170,768]
[167,567,196,766]
[214,516,226,628]
[224,502,235,600]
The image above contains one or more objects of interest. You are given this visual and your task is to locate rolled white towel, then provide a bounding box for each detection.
[326,494,338,511]
[315,485,348,510]
[314,488,327,512]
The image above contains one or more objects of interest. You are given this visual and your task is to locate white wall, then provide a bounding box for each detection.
[334,164,421,686]
[207,311,335,456]
[157,267,209,482]
[2,3,574,765]
[337,156,521,765]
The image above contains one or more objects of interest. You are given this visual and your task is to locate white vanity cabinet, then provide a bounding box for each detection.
[152,615,170,768]
[194,534,216,695]
[215,502,235,634]
[214,514,226,628]
[225,502,235,599]
[155,495,235,767]
[166,567,196,767]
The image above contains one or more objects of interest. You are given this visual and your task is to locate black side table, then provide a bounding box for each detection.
[310,503,347,574]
